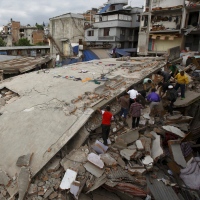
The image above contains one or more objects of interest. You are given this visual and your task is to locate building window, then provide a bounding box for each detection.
[120,28,126,36]
[136,15,141,22]
[87,30,94,36]
[104,28,110,36]
[110,5,115,11]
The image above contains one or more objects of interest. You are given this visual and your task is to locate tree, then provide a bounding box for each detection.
[15,38,31,46]
[0,38,6,47]
[35,22,44,30]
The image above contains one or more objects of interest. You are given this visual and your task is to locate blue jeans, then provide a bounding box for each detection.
[175,83,185,98]
[120,108,128,118]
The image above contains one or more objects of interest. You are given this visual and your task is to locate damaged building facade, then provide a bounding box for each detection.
[1,20,46,46]
[49,13,85,58]
[138,0,200,56]
[85,0,142,50]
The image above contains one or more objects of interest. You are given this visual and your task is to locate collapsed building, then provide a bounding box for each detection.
[0,56,199,200]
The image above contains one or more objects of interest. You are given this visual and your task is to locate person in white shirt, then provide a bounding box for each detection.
[127,87,139,106]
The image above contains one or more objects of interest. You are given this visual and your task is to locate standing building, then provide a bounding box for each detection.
[49,13,85,58]
[85,0,142,50]
[138,0,200,56]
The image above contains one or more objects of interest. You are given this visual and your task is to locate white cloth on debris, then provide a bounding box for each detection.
[180,157,200,190]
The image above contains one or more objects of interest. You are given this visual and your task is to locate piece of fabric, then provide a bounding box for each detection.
[174,83,186,98]
[129,102,143,118]
[147,92,160,102]
[132,117,140,128]
[101,111,113,125]
[127,89,138,99]
[102,124,110,145]
[119,96,129,109]
[175,73,189,84]
[180,157,200,190]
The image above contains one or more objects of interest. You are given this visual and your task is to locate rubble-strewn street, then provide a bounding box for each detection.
[0,56,199,200]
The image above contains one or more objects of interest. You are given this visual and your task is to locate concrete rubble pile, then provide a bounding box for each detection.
[0,57,200,199]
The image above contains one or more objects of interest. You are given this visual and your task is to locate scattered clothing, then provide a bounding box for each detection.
[180,157,200,190]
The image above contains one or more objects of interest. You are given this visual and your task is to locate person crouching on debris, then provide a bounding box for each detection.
[174,70,189,100]
[157,70,171,83]
[143,78,154,90]
[116,93,129,125]
[166,85,178,115]
[129,98,144,130]
[97,105,114,146]
[126,86,139,107]
[147,88,161,116]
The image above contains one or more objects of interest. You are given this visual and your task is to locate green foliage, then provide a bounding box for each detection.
[0,38,6,47]
[15,38,32,46]
[35,22,44,30]
[35,42,45,46]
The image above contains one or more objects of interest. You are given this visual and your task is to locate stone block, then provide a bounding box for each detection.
[16,153,33,167]
[87,153,104,169]
[49,191,58,199]
[120,149,137,161]
[43,188,54,199]
[47,158,61,173]
[100,154,117,167]
[0,170,11,186]
[28,184,37,196]
[60,169,77,190]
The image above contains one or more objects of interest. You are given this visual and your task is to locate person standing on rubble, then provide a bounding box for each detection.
[127,86,139,107]
[116,93,129,125]
[157,70,171,82]
[129,98,144,130]
[167,62,178,77]
[174,70,189,100]
[97,106,114,146]
[166,85,178,115]
[146,88,161,116]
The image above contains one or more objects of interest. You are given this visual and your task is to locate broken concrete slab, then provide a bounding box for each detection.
[136,140,144,151]
[84,162,105,178]
[87,153,104,169]
[0,170,11,186]
[150,131,164,161]
[117,157,126,168]
[168,140,187,168]
[142,155,153,166]
[18,167,31,200]
[87,175,107,193]
[120,149,137,161]
[162,126,186,138]
[43,188,54,199]
[117,130,139,145]
[91,140,108,154]
[60,169,77,190]
[100,154,117,167]
[70,181,80,199]
[47,158,61,173]
[28,184,37,196]
[128,168,146,175]
[16,153,33,167]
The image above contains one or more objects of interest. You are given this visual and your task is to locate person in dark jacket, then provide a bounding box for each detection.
[157,70,171,82]
[166,85,178,115]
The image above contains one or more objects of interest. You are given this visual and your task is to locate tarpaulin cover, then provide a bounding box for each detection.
[73,45,79,55]
[62,58,79,65]
[116,49,130,56]
[99,4,111,14]
[83,50,99,62]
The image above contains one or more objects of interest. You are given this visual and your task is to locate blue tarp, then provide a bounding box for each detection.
[73,45,79,55]
[83,50,99,62]
[99,4,111,14]
[116,49,130,56]
[0,51,7,55]
[62,58,79,66]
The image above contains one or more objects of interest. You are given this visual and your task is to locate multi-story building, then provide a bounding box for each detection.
[49,13,85,57]
[85,0,142,49]
[1,20,46,46]
[138,0,200,56]
[83,8,98,23]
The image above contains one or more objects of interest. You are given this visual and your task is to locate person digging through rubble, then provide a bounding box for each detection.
[97,105,114,146]
[116,93,129,125]
[166,85,178,115]
[174,70,189,100]
[157,81,171,97]
[143,78,154,90]
[147,88,161,116]
[167,62,178,77]
[126,86,139,107]
[157,70,171,83]
[129,98,144,130]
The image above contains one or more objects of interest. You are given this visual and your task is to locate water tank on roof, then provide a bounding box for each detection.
[107,0,128,5]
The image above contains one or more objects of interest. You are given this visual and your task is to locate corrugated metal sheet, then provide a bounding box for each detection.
[0,56,52,74]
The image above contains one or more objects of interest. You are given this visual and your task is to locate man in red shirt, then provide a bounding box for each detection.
[98,105,114,146]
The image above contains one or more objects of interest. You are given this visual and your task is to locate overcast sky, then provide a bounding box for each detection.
[0,0,143,27]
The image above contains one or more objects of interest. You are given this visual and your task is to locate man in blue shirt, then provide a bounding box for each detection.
[147,88,161,116]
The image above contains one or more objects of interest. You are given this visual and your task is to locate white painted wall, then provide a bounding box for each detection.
[151,0,184,8]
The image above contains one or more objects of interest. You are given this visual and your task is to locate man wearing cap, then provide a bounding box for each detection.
[166,85,178,115]
[174,71,189,100]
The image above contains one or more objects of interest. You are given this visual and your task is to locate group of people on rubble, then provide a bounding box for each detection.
[97,62,189,146]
